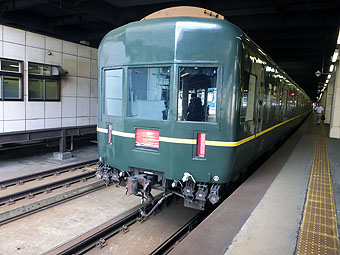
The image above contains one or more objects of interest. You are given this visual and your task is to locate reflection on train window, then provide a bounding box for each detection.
[240,72,256,122]
[128,67,170,120]
[178,67,217,122]
[105,68,123,116]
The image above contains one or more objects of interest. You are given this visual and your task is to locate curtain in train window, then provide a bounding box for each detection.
[240,72,256,122]
[127,67,170,120]
[178,67,217,122]
[105,69,123,116]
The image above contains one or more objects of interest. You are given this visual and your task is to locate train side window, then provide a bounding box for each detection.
[177,67,217,122]
[104,68,123,116]
[127,67,170,120]
[240,72,256,122]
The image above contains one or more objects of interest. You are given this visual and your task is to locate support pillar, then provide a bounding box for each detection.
[325,74,335,124]
[53,129,72,160]
[330,61,340,138]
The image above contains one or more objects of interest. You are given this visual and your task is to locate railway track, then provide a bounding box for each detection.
[0,160,105,225]
[45,194,208,255]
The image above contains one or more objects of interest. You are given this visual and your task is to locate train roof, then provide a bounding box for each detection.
[99,6,309,100]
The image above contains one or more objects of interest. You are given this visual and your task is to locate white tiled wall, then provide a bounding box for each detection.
[0,25,98,133]
[76,98,90,117]
[61,97,77,118]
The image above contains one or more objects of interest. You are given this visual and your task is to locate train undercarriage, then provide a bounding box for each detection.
[96,164,222,210]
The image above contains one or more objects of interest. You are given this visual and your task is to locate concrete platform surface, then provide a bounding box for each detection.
[225,120,340,255]
[225,124,314,254]
[0,144,98,180]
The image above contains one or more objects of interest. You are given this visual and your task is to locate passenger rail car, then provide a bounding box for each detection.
[96,7,311,210]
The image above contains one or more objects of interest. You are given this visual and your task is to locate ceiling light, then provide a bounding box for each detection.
[330,64,334,72]
[337,29,340,45]
[326,79,329,83]
[332,50,339,62]
[327,74,331,79]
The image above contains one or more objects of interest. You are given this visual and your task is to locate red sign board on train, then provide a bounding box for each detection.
[135,129,160,151]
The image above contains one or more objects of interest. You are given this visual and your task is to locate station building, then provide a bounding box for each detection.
[0,25,98,156]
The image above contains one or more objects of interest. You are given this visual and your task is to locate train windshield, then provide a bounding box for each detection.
[178,67,217,122]
[127,67,171,120]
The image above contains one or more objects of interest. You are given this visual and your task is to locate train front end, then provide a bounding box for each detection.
[96,14,242,210]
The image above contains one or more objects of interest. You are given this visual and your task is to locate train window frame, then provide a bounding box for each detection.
[240,71,257,123]
[0,58,24,101]
[103,68,124,117]
[176,65,220,123]
[126,66,171,121]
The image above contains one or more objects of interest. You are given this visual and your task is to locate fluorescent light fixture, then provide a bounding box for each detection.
[338,29,340,45]
[326,79,329,83]
[327,74,331,79]
[332,50,339,62]
[330,64,334,72]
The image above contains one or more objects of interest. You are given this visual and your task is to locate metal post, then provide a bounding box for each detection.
[59,129,67,153]
[54,129,72,160]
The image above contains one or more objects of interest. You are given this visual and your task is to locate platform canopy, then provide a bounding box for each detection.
[0,0,339,100]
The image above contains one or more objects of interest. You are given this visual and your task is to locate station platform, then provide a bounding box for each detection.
[0,143,98,180]
[170,113,340,255]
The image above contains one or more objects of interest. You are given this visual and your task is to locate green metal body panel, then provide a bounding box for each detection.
[97,17,310,184]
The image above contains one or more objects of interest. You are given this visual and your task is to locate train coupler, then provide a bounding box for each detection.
[126,175,153,202]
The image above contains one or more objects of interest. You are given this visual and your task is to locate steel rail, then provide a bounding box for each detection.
[0,171,96,206]
[150,210,207,255]
[0,159,98,190]
[46,193,163,255]
[0,181,105,225]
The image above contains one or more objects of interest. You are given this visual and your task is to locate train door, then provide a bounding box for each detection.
[255,77,264,134]
[239,41,258,139]
[240,71,257,134]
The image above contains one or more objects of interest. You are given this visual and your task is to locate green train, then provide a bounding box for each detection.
[96,7,311,210]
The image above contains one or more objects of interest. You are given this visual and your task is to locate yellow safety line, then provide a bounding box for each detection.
[297,133,339,255]
[96,112,307,148]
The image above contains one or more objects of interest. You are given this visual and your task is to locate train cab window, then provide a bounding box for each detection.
[104,68,123,116]
[177,67,217,122]
[128,67,170,120]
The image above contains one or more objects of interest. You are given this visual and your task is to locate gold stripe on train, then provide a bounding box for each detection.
[96,112,307,147]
